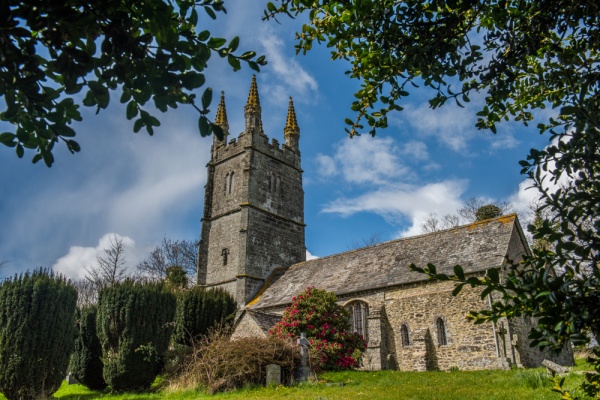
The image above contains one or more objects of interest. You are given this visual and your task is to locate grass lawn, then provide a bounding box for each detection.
[0,366,591,400]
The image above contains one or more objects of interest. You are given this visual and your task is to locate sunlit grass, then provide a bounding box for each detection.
[0,364,592,399]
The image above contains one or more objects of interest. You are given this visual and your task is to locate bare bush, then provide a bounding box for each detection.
[136,238,198,282]
[173,328,299,394]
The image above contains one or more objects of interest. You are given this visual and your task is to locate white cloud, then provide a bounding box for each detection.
[306,250,318,260]
[397,102,477,152]
[257,25,318,105]
[53,233,146,281]
[508,135,573,223]
[316,135,410,185]
[401,140,429,161]
[322,179,468,237]
[488,133,519,149]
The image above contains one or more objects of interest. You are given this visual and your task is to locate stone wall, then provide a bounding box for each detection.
[231,312,268,339]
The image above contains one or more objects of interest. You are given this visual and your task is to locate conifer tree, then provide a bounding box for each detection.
[173,287,236,346]
[70,305,107,390]
[0,269,77,400]
[96,280,176,391]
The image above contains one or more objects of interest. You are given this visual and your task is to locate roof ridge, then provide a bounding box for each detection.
[298,213,518,266]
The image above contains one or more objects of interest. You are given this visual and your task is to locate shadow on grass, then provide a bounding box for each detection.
[54,394,102,400]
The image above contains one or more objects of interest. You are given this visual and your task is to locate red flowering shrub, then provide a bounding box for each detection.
[269,287,366,370]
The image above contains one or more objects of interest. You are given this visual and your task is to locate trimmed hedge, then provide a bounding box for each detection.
[0,269,77,400]
[97,280,176,391]
[173,287,236,346]
[70,305,107,390]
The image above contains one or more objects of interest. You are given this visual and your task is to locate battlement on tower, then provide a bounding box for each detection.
[212,132,300,170]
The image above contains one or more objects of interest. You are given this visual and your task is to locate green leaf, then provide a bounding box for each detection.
[198,115,210,136]
[486,268,499,283]
[126,101,138,120]
[228,37,240,52]
[66,140,81,153]
[205,6,216,19]
[212,124,224,141]
[453,265,465,281]
[201,87,212,110]
[0,132,16,147]
[190,8,198,26]
[133,119,144,133]
[227,55,241,71]
[50,124,76,138]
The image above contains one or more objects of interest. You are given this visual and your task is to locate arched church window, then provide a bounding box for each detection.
[224,173,229,194]
[276,176,281,194]
[436,317,447,345]
[401,324,410,346]
[347,301,369,341]
[221,248,229,265]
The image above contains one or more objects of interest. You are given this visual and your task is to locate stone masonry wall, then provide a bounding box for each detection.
[253,281,503,371]
[383,281,501,371]
[231,313,268,340]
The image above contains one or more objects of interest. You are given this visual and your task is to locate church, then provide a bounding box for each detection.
[196,77,573,371]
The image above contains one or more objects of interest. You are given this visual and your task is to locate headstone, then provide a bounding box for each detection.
[66,372,78,385]
[542,359,569,375]
[266,364,281,386]
[294,332,311,382]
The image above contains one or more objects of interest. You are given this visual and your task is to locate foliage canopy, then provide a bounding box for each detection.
[1,0,265,166]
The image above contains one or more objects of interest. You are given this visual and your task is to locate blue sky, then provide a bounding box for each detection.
[0,1,551,280]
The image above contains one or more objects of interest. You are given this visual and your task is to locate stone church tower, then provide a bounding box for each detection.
[197,76,306,305]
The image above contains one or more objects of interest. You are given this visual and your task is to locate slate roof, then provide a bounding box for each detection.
[247,214,526,310]
[246,310,282,335]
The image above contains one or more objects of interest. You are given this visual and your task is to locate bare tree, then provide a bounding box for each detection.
[72,279,98,307]
[136,237,198,281]
[347,231,383,250]
[457,197,513,222]
[85,234,129,292]
[420,213,461,233]
[420,197,516,234]
[0,259,9,280]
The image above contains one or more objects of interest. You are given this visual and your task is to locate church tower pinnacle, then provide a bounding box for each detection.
[284,97,300,150]
[214,91,229,143]
[244,75,262,134]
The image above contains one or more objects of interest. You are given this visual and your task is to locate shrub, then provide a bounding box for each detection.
[97,280,176,391]
[177,328,298,394]
[0,269,77,400]
[269,287,366,370]
[165,266,188,290]
[475,205,502,221]
[172,287,236,346]
[70,305,107,390]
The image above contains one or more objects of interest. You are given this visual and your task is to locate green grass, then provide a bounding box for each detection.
[0,367,591,399]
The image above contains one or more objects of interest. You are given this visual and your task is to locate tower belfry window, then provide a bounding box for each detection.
[228,172,234,194]
[221,248,229,265]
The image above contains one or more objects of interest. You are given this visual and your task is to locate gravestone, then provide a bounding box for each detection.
[266,364,281,386]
